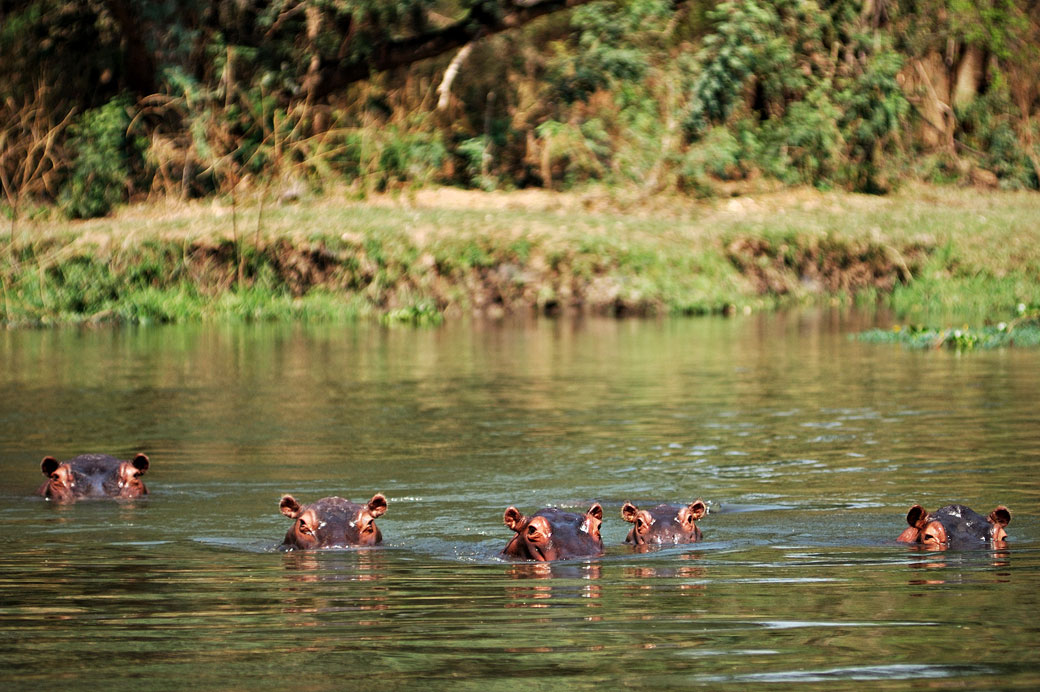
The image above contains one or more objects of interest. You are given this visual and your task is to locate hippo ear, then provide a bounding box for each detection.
[688,499,708,520]
[897,504,929,542]
[905,505,929,528]
[621,502,639,523]
[280,495,302,519]
[41,456,61,476]
[587,503,603,521]
[989,506,1011,528]
[367,493,388,518]
[130,453,150,473]
[503,506,526,532]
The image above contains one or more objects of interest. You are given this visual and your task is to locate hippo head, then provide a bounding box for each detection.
[897,504,1010,548]
[621,500,707,546]
[279,494,388,550]
[39,453,150,502]
[501,504,604,562]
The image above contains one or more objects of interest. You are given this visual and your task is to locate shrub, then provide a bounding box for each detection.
[59,97,135,218]
[956,72,1039,190]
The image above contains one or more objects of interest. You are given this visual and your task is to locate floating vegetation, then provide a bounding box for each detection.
[379,301,444,327]
[858,305,1040,350]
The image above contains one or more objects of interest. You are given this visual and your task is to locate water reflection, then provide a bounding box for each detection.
[280,548,387,583]
[504,561,602,609]
[1,315,1038,690]
[906,546,1013,585]
[278,550,389,627]
[622,551,707,591]
[38,498,151,524]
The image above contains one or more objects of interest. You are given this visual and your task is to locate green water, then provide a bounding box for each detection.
[1,312,1038,690]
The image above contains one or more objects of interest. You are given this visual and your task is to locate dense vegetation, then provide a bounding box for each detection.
[2,0,1038,224]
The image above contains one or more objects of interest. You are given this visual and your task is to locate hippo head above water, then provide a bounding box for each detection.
[501,504,604,562]
[279,494,388,550]
[897,504,1010,548]
[621,500,707,546]
[38,453,150,502]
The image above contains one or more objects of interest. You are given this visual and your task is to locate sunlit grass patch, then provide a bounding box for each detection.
[3,185,1039,327]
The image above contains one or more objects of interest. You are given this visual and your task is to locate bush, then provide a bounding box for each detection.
[781,87,843,186]
[957,72,1039,190]
[836,46,909,193]
[373,127,447,191]
[59,97,135,218]
[679,126,743,191]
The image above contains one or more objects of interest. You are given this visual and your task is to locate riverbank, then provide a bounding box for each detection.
[2,185,1038,327]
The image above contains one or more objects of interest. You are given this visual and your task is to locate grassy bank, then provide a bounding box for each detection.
[2,186,1038,327]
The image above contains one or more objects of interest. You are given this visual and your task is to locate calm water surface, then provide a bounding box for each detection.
[1,313,1038,690]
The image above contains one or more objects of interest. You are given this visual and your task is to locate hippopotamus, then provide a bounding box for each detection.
[897,504,1011,547]
[621,500,708,545]
[278,494,388,550]
[501,503,604,562]
[37,453,150,502]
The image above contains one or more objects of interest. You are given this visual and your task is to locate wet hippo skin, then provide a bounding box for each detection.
[38,453,150,502]
[279,494,388,550]
[501,503,604,561]
[897,503,1010,547]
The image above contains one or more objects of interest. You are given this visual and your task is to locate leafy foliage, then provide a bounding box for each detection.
[59,98,135,218]
[956,72,1039,190]
[0,0,1037,215]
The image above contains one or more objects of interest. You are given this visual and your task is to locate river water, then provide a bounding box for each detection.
[1,312,1037,690]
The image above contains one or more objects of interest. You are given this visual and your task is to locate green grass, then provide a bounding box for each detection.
[1,185,1038,327]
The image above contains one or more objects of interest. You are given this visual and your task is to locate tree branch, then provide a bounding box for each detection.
[310,0,598,100]
[437,40,478,111]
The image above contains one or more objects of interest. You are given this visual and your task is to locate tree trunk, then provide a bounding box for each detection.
[952,44,985,110]
[105,0,157,95]
[911,53,954,150]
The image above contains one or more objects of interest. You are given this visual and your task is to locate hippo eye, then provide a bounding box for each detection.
[298,522,314,536]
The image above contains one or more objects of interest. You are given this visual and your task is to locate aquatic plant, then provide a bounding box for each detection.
[858,304,1040,350]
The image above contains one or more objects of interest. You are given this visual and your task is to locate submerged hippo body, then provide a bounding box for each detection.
[279,494,388,550]
[502,504,604,562]
[897,504,1010,547]
[621,500,708,546]
[37,453,150,502]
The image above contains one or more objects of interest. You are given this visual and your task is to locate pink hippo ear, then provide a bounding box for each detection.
[688,500,708,520]
[366,493,388,518]
[280,495,303,519]
[906,505,929,528]
[587,503,603,521]
[621,502,639,523]
[988,506,1011,528]
[503,506,526,532]
[130,453,150,474]
[41,456,61,476]
[897,504,930,542]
